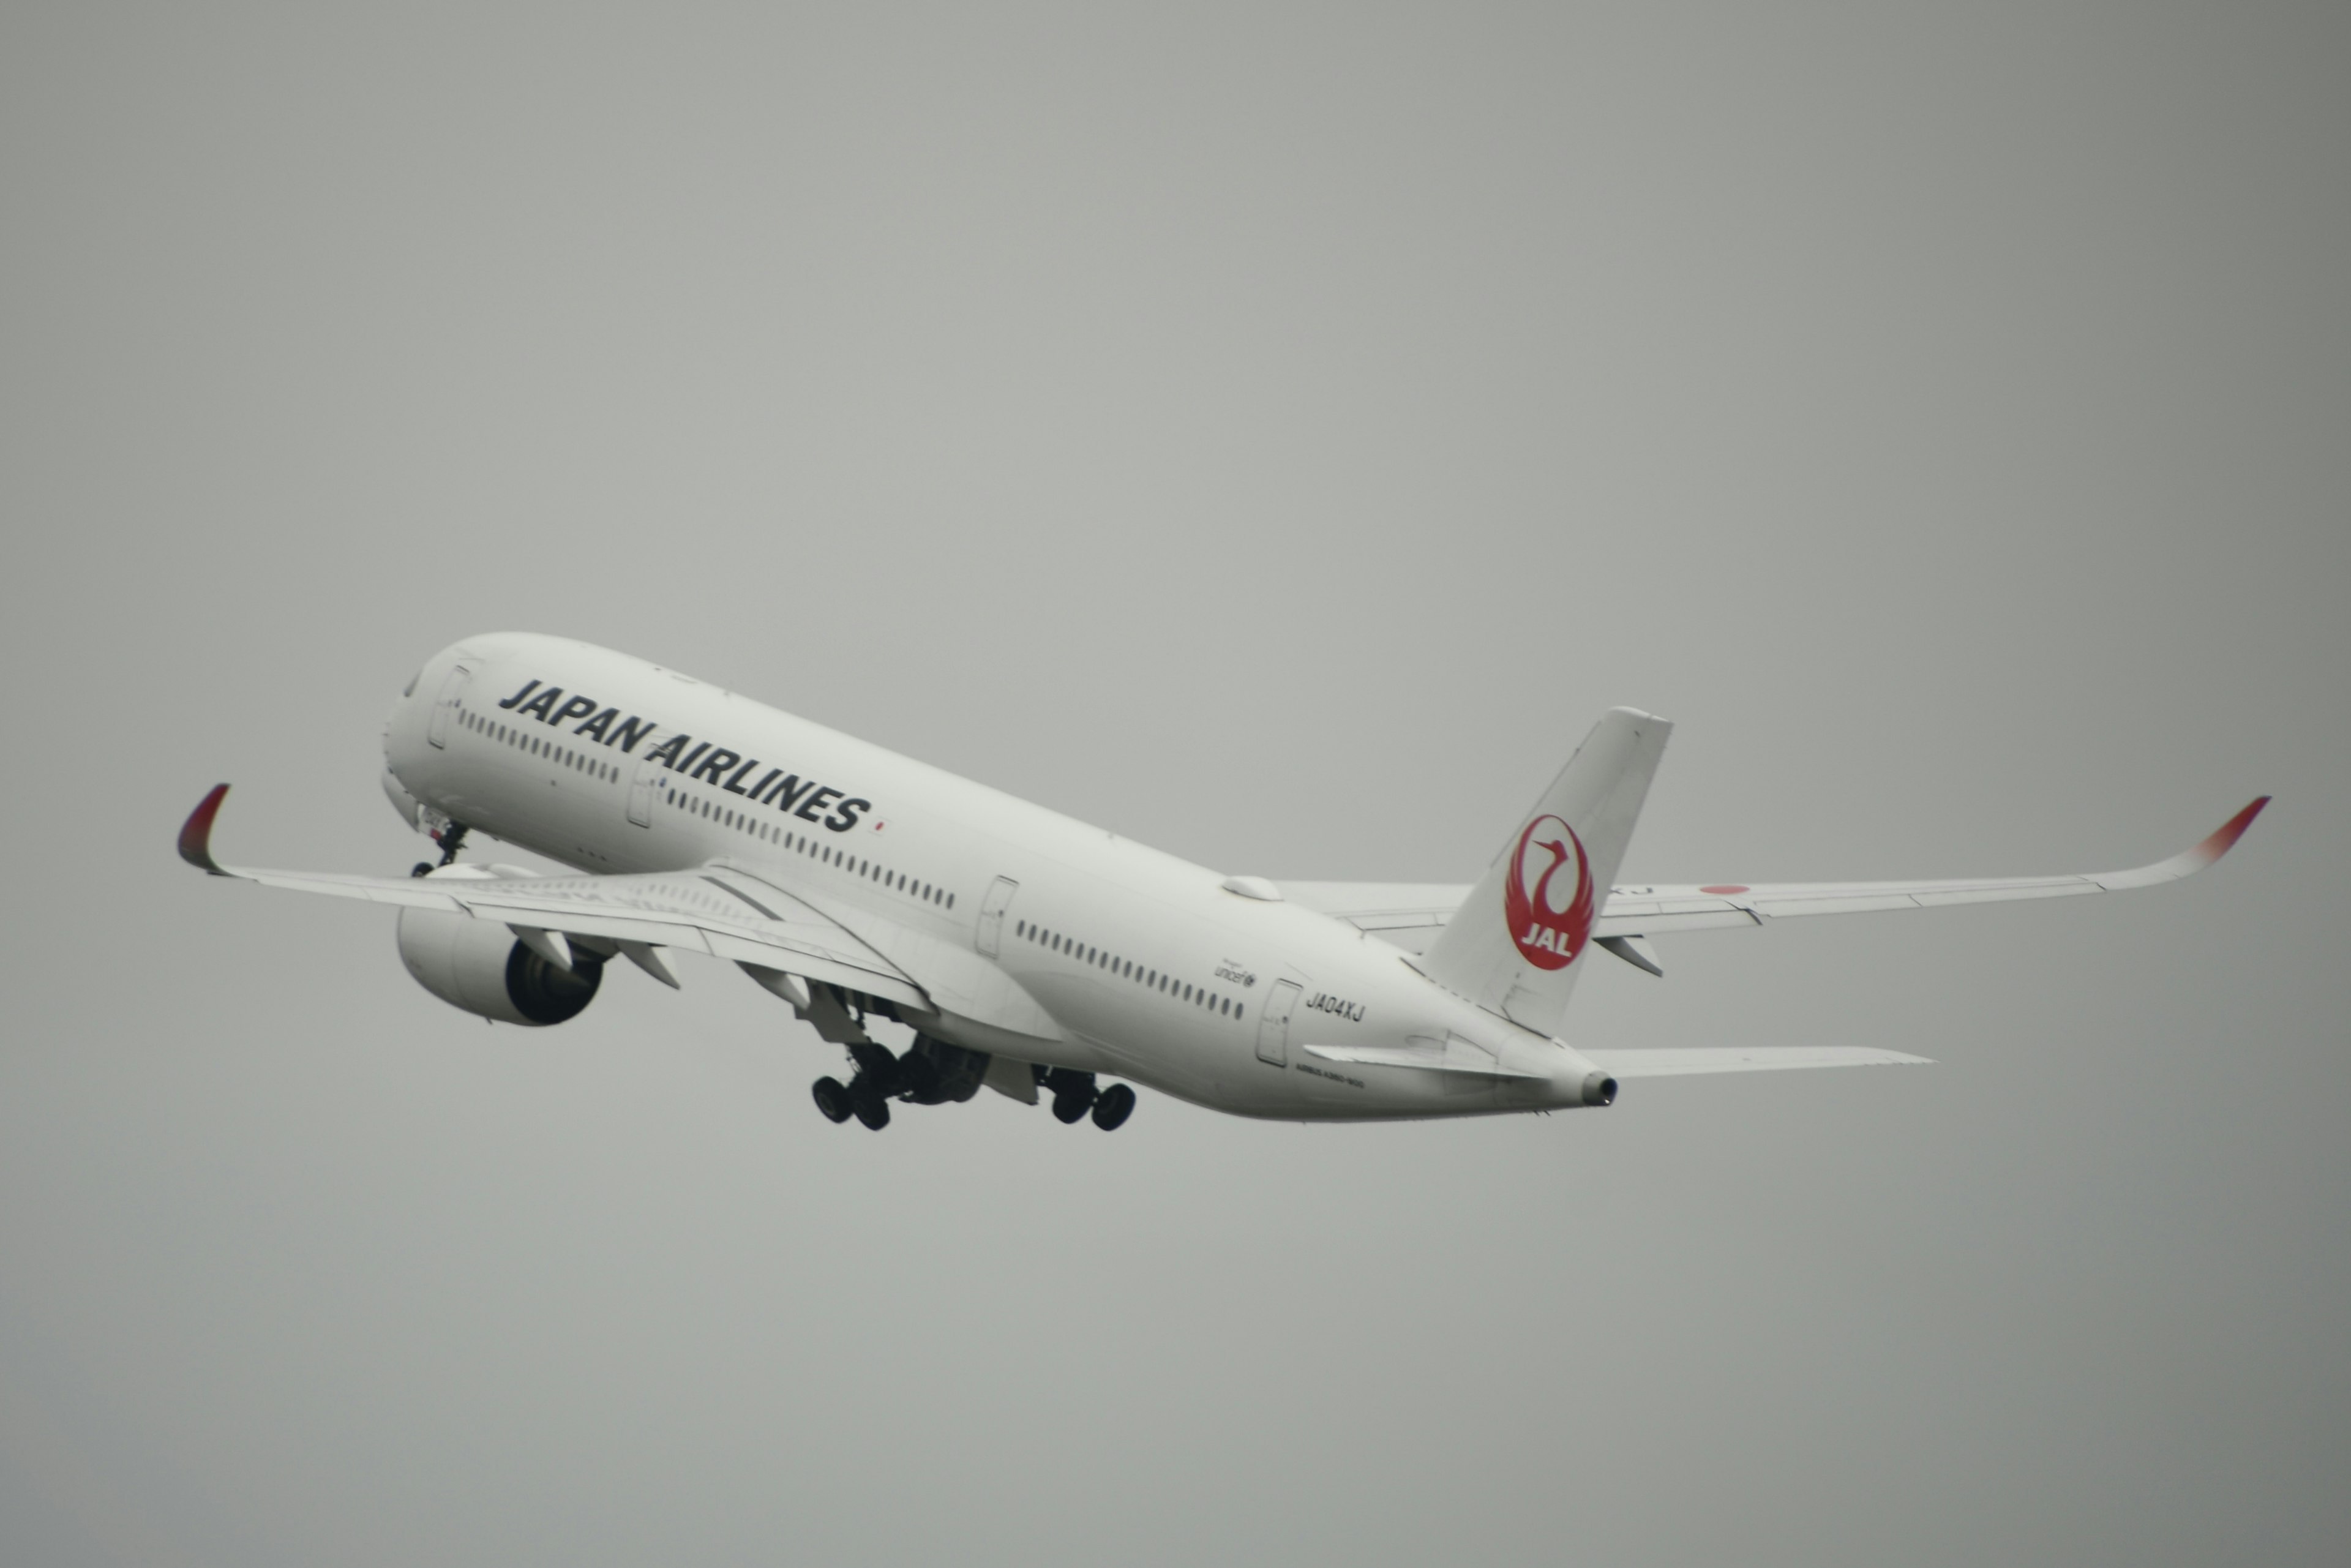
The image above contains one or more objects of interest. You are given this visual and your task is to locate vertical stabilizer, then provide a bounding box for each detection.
[1419,708,1672,1035]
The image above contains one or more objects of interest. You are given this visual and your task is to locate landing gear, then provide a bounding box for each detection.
[805,1040,1137,1133]
[1091,1083,1136,1130]
[411,820,473,878]
[850,1084,891,1131]
[811,1076,853,1124]
[1037,1067,1134,1130]
[895,1052,941,1104]
[834,1041,901,1131]
[811,1037,987,1130]
[1040,1066,1096,1123]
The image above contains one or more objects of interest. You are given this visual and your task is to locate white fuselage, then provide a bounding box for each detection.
[383,632,1605,1121]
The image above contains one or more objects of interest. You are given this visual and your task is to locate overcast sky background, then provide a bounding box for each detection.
[4,3,2345,1564]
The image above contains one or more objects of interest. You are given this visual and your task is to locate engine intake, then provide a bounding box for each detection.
[397,907,602,1026]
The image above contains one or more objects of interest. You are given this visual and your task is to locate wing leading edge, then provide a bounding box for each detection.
[1283,798,2270,958]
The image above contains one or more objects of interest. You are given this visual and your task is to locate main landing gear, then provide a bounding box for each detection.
[1038,1068,1136,1131]
[808,1046,1137,1133]
[811,1041,910,1131]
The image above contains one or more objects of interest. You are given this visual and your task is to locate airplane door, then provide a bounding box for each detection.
[1257,980,1301,1067]
[975,877,1018,958]
[426,659,479,749]
[626,754,662,828]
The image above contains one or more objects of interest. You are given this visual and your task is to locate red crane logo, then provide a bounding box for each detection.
[1504,814,1594,970]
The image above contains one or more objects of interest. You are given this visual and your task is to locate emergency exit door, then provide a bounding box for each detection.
[1257,980,1301,1067]
[626,754,662,827]
[427,659,478,749]
[976,877,1018,958]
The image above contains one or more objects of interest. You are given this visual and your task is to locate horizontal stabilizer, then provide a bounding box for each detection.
[1580,1046,1932,1078]
[1302,1041,1546,1080]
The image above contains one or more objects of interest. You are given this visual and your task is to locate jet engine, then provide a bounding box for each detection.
[396,906,603,1026]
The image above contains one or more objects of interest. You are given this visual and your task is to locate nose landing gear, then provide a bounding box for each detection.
[410,819,473,878]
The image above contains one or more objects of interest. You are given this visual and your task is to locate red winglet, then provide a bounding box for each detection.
[178,784,231,874]
[2195,797,2271,865]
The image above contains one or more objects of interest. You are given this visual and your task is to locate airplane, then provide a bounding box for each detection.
[176,632,2269,1133]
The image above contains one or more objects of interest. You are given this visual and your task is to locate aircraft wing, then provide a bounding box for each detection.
[176,784,928,1011]
[1282,798,2269,961]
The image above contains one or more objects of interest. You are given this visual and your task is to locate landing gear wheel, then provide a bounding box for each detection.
[1051,1092,1092,1125]
[1091,1084,1136,1130]
[811,1076,853,1124]
[896,1053,940,1104]
[852,1090,891,1131]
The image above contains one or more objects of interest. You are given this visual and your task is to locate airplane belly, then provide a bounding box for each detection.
[1022,972,1284,1111]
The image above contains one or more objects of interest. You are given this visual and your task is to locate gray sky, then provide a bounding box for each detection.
[4,3,2345,1564]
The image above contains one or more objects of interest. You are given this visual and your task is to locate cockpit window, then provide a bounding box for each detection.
[402,670,420,697]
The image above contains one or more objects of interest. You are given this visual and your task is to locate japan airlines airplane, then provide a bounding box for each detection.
[177,632,2268,1133]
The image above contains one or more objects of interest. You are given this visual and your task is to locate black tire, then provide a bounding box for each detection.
[1091,1084,1136,1130]
[852,1090,891,1131]
[811,1076,853,1124]
[1051,1092,1092,1125]
[896,1053,941,1103]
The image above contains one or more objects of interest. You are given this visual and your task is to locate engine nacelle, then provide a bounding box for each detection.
[396,907,602,1026]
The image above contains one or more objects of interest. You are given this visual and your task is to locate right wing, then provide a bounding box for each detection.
[1283,798,2270,960]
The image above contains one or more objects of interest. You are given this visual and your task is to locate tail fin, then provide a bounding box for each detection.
[1419,708,1672,1035]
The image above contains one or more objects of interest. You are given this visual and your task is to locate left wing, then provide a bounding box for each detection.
[177,784,928,1011]
[1282,798,2270,964]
